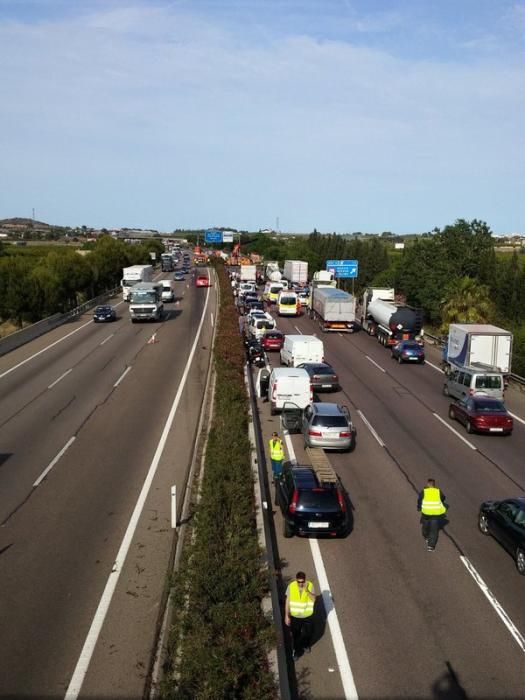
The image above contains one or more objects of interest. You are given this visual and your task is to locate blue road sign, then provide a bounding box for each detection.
[325,259,358,279]
[205,230,223,243]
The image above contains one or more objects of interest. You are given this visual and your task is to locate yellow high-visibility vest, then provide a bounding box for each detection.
[288,581,314,618]
[421,487,446,516]
[269,438,284,461]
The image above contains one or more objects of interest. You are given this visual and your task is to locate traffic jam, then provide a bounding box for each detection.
[231,258,525,698]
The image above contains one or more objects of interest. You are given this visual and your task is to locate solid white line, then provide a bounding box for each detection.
[0,318,93,380]
[113,366,132,387]
[426,360,443,373]
[64,286,210,699]
[294,325,303,334]
[460,555,525,653]
[365,356,385,373]
[47,368,72,389]
[100,333,114,346]
[282,431,358,699]
[432,412,477,450]
[211,313,214,327]
[33,437,76,487]
[356,410,385,447]
[508,410,525,426]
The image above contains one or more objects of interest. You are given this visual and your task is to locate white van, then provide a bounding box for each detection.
[266,367,313,415]
[280,335,324,367]
[246,313,276,340]
[443,367,505,401]
[277,290,300,316]
[160,279,176,302]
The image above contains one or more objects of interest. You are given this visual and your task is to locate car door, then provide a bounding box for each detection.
[491,501,519,553]
[454,397,469,426]
[281,402,304,434]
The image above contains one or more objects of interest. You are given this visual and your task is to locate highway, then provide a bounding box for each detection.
[256,306,525,699]
[0,275,217,698]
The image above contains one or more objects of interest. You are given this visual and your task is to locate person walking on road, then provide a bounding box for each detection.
[418,478,448,551]
[285,571,316,661]
[268,432,285,480]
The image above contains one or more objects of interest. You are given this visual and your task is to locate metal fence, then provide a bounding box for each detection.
[0,286,121,358]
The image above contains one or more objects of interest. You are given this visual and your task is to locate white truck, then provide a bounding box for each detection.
[240,264,257,282]
[283,260,308,285]
[121,264,153,302]
[160,279,176,302]
[310,287,357,332]
[443,324,513,376]
[129,282,164,322]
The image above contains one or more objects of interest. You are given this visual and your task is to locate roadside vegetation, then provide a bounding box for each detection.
[160,261,275,699]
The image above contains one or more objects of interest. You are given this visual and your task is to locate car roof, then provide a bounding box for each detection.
[311,402,344,415]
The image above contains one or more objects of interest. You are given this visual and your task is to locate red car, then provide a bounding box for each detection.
[449,396,513,435]
[261,330,284,352]
[195,275,210,287]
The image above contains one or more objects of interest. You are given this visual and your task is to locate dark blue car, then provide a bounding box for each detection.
[391,340,425,364]
[93,305,117,322]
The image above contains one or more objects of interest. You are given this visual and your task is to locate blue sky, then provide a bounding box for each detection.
[1,0,524,233]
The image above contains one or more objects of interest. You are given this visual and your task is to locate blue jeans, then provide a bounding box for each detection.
[271,459,283,478]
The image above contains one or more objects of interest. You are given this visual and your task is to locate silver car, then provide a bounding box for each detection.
[282,402,355,451]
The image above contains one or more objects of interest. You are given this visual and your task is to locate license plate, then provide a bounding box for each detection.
[321,384,332,388]
[308,522,329,528]
[489,428,503,432]
[407,356,418,360]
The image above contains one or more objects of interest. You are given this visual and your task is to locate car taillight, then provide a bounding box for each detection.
[337,489,346,512]
[271,387,277,402]
[308,429,322,437]
[289,489,299,514]
[339,431,351,438]
[333,375,338,382]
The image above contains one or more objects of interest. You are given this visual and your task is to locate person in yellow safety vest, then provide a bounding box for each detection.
[268,432,285,480]
[418,478,448,552]
[285,571,316,661]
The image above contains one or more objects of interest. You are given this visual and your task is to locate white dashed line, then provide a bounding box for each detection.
[100,333,114,346]
[357,410,385,447]
[365,355,386,373]
[33,437,76,487]
[426,360,443,372]
[47,368,72,389]
[508,411,525,426]
[432,412,477,449]
[113,366,132,387]
[294,325,303,334]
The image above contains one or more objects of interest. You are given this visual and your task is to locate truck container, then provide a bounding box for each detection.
[310,287,357,332]
[362,288,423,347]
[283,260,308,285]
[129,282,164,322]
[444,324,512,375]
[240,264,257,282]
[121,265,153,302]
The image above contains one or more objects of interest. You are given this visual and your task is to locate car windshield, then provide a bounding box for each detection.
[298,490,340,511]
[312,416,348,428]
[473,400,506,412]
[130,290,156,303]
[96,306,110,313]
[475,375,502,390]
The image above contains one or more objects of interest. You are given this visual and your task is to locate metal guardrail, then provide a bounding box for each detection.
[424,332,525,387]
[0,286,121,358]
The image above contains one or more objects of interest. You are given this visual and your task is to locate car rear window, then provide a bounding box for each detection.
[312,366,334,375]
[475,375,502,390]
[312,416,348,428]
[298,490,340,511]
[473,400,506,412]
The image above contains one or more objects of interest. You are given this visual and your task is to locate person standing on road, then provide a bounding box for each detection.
[418,478,448,551]
[268,432,284,480]
[285,571,316,661]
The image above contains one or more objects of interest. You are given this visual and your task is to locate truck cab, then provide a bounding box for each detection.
[129,282,164,322]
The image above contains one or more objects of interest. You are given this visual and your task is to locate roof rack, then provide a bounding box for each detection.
[305,447,338,484]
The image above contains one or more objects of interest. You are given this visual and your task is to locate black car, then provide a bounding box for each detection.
[478,498,525,575]
[275,459,350,538]
[93,305,117,322]
[297,362,340,391]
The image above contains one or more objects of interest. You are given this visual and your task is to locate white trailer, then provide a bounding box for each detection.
[283,260,308,285]
[121,264,153,301]
[310,287,357,332]
[445,324,513,375]
[240,264,257,282]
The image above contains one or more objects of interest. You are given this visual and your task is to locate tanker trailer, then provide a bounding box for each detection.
[365,297,423,347]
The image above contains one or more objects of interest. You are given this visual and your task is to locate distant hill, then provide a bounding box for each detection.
[0,217,52,228]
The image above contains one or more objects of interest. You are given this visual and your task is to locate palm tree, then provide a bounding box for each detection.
[440,276,496,333]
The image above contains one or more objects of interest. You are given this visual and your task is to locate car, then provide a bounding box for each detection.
[261,330,284,352]
[297,288,310,306]
[244,300,265,314]
[275,458,350,538]
[282,402,355,451]
[297,362,340,391]
[449,396,513,435]
[174,271,185,281]
[93,305,117,322]
[478,498,525,574]
[391,340,425,364]
[195,275,210,287]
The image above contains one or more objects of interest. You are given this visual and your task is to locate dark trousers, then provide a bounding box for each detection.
[421,515,441,548]
[290,615,313,653]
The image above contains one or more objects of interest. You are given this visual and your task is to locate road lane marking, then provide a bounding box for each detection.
[508,411,525,426]
[460,556,525,654]
[356,410,385,447]
[294,325,303,334]
[47,368,72,389]
[365,356,385,373]
[282,431,359,700]
[33,437,76,487]
[432,413,477,450]
[113,367,132,387]
[100,333,114,346]
[65,286,211,700]
[211,313,214,327]
[426,360,443,372]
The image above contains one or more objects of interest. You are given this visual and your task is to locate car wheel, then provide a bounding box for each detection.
[397,355,402,364]
[516,548,525,575]
[478,512,490,535]
[466,421,473,434]
[448,406,456,420]
[390,352,395,360]
[443,384,449,396]
[283,519,294,538]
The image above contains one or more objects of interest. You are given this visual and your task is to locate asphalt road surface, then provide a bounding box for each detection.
[255,304,525,700]
[0,274,217,698]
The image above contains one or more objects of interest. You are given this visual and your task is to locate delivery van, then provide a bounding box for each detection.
[160,279,176,302]
[443,367,505,401]
[277,290,300,317]
[280,335,324,368]
[266,367,313,415]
